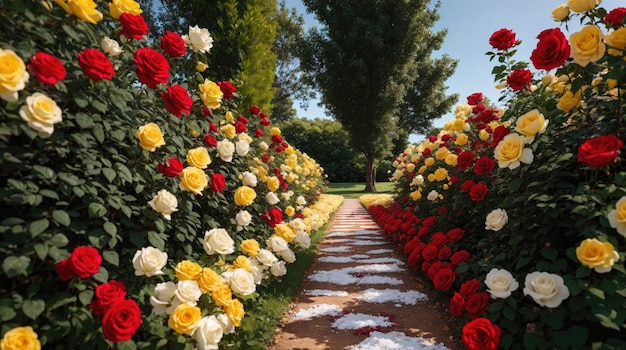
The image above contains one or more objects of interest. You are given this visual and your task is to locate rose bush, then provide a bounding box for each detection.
[0,1,336,348]
[369,1,626,348]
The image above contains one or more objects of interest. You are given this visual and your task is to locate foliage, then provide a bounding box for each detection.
[370,2,626,349]
[0,1,335,348]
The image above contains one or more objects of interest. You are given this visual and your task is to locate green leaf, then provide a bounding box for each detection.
[567,325,588,348]
[28,218,49,237]
[92,266,109,283]
[78,290,94,306]
[102,250,119,266]
[0,306,16,321]
[454,262,469,274]
[540,247,558,261]
[88,202,107,218]
[34,243,48,260]
[48,233,69,247]
[22,299,45,320]
[117,340,137,350]
[52,210,71,227]
[103,222,117,236]
[588,287,606,300]
[75,113,94,128]
[93,124,105,143]
[2,256,31,278]
[39,189,59,200]
[148,231,165,251]
[103,168,116,182]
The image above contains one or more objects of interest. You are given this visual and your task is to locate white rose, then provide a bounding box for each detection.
[485,268,519,299]
[217,313,235,335]
[235,139,250,156]
[235,210,252,229]
[281,191,294,201]
[192,316,223,350]
[266,236,289,253]
[100,36,123,56]
[289,218,306,232]
[216,139,235,162]
[256,248,278,267]
[523,271,570,308]
[249,259,264,284]
[148,189,178,220]
[411,174,424,186]
[266,192,280,205]
[133,246,167,277]
[270,261,287,277]
[203,228,235,255]
[19,92,62,138]
[278,248,296,263]
[259,141,269,150]
[149,281,176,315]
[296,196,306,205]
[608,196,626,237]
[485,209,508,231]
[183,25,213,53]
[175,280,202,305]
[427,190,439,201]
[241,171,257,187]
[294,230,311,249]
[229,268,256,296]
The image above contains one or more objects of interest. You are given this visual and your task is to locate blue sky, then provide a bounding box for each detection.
[282,0,622,142]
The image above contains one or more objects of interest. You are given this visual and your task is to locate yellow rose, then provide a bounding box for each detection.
[494,133,534,169]
[168,303,201,335]
[552,4,569,20]
[418,165,427,174]
[410,190,422,201]
[108,0,142,19]
[435,147,450,160]
[0,326,41,350]
[433,168,448,181]
[54,0,103,23]
[266,176,280,192]
[186,147,211,169]
[274,223,296,242]
[234,186,256,206]
[569,25,606,67]
[211,284,233,307]
[179,167,209,195]
[197,267,224,293]
[448,119,466,132]
[0,49,29,102]
[19,92,63,138]
[427,173,436,182]
[576,238,619,273]
[605,28,626,56]
[285,206,295,217]
[240,239,260,257]
[424,157,435,166]
[556,89,582,112]
[175,260,202,280]
[199,79,223,109]
[479,129,490,141]
[136,123,165,152]
[270,127,281,136]
[220,124,236,139]
[444,154,457,166]
[567,0,600,13]
[455,133,469,146]
[406,163,416,172]
[233,256,252,272]
[515,109,548,142]
[196,61,208,72]
[224,299,245,327]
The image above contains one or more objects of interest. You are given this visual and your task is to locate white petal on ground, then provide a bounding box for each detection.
[349,240,383,246]
[290,304,343,322]
[345,331,451,350]
[358,275,403,285]
[343,264,404,273]
[320,246,352,253]
[304,289,349,297]
[348,254,370,259]
[356,257,403,264]
[318,256,356,263]
[308,270,358,285]
[331,313,394,330]
[357,288,428,305]
[366,249,394,254]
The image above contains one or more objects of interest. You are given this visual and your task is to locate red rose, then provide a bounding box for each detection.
[157,158,183,177]
[422,216,437,227]
[465,292,489,319]
[261,154,270,163]
[101,299,142,342]
[427,260,445,280]
[203,134,218,147]
[161,85,193,117]
[506,68,532,91]
[437,246,452,260]
[134,47,170,88]
[459,279,481,299]
[462,318,502,350]
[473,156,495,175]
[449,292,465,317]
[77,48,115,81]
[160,30,186,57]
[260,118,270,126]
[237,115,249,124]
[457,151,475,170]
[446,228,465,243]
[407,248,422,270]
[422,148,431,156]
[55,259,73,281]
[209,122,218,132]
[234,121,247,133]
[430,232,448,247]
[68,246,102,278]
[605,7,626,28]
[433,267,456,291]
[472,103,486,114]
[491,125,509,147]
[417,226,430,238]
[577,134,623,167]
[469,182,488,201]
[421,243,438,262]
[118,13,149,40]
[450,250,471,266]
[210,173,226,192]
[261,207,283,227]
[530,28,570,71]
[89,280,127,316]
[489,28,519,50]
[28,52,66,85]
[249,105,260,114]
[217,81,237,100]
[466,92,483,105]
[461,180,475,192]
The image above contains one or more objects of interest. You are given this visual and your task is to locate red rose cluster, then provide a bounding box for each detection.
[261,207,283,228]
[55,246,103,280]
[89,280,142,342]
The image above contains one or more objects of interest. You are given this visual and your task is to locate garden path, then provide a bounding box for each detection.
[268,199,463,350]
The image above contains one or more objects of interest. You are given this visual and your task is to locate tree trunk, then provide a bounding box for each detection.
[364,153,377,192]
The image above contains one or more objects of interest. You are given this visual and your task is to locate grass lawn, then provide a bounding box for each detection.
[324,182,395,198]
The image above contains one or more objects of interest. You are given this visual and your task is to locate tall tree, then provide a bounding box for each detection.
[142,0,278,112]
[299,0,454,191]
